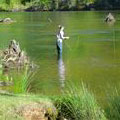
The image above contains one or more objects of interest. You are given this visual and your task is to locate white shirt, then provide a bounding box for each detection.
[57,30,64,43]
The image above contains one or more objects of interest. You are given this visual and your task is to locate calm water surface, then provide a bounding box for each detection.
[0,11,120,98]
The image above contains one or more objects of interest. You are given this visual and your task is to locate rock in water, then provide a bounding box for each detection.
[3,18,13,23]
[105,13,115,22]
[0,18,15,24]
[1,40,30,69]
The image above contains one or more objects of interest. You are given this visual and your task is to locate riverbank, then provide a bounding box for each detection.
[0,0,120,12]
[0,84,120,120]
[0,85,107,120]
[0,93,57,120]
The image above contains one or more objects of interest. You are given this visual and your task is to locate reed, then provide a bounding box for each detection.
[12,66,36,94]
[105,90,120,120]
[53,83,107,120]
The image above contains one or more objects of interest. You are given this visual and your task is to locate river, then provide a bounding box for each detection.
[0,11,120,99]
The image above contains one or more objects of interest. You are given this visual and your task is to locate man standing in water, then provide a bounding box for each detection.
[56,25,69,55]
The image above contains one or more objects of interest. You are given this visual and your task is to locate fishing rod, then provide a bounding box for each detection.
[47,17,75,52]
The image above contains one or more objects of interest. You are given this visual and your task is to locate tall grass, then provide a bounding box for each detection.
[105,90,120,120]
[12,66,36,94]
[53,83,107,120]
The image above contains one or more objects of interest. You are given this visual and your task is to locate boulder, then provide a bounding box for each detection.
[1,40,30,69]
[3,18,14,23]
[0,18,15,23]
[105,13,115,22]
[16,102,57,120]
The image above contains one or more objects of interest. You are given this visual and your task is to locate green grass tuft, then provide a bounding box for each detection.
[53,83,107,120]
[105,90,120,120]
[11,66,36,94]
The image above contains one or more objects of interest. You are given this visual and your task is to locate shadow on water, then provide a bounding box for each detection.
[58,54,65,89]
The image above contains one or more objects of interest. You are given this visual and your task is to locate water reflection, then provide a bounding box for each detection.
[58,54,65,88]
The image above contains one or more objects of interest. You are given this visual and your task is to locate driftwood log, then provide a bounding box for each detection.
[1,40,30,69]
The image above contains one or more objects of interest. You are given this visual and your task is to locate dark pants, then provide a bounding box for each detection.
[56,41,62,55]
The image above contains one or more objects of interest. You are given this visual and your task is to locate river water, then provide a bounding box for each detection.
[0,11,120,98]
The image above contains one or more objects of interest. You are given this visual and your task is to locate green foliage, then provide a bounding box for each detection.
[0,0,120,10]
[54,83,107,120]
[31,0,51,10]
[58,0,71,10]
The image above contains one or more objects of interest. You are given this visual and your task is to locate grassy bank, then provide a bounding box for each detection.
[1,83,120,120]
[0,94,56,120]
[0,83,107,120]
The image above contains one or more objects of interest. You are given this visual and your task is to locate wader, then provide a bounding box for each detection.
[56,40,62,55]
